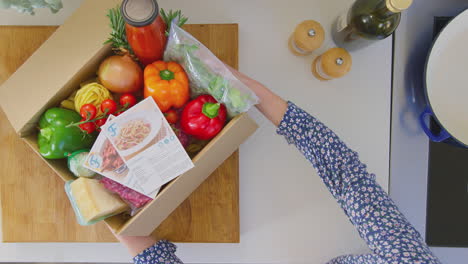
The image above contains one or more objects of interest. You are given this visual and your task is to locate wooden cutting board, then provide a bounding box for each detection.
[0,24,239,243]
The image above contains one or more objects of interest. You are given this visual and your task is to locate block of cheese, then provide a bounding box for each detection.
[70,177,128,222]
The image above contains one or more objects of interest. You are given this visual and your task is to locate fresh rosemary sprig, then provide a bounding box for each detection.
[104,6,135,57]
[160,9,188,36]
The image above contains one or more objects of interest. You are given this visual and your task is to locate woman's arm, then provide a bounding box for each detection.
[112,232,183,263]
[114,234,159,257]
[230,68,441,264]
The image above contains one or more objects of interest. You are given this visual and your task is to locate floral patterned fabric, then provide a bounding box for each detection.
[134,101,441,264]
[133,240,183,264]
[276,102,441,264]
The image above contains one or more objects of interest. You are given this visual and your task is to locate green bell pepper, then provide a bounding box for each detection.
[38,108,96,159]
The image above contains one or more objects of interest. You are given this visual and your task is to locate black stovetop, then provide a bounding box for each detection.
[425,17,468,248]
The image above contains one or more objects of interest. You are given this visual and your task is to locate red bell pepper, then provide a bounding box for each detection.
[180,95,227,140]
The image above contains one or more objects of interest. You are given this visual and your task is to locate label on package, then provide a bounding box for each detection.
[335,10,349,32]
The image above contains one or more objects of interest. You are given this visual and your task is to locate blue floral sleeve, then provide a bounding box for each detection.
[133,240,183,264]
[277,102,441,264]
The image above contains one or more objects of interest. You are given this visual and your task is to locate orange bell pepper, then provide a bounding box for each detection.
[143,61,190,112]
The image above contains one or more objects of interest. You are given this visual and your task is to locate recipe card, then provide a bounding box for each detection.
[85,116,129,177]
[103,97,194,195]
[84,115,157,197]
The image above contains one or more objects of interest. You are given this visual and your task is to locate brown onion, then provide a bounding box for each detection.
[97,55,143,93]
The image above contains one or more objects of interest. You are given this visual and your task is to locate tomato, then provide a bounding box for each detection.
[95,118,107,128]
[120,93,137,108]
[79,119,96,134]
[101,99,118,115]
[164,109,179,124]
[80,104,97,120]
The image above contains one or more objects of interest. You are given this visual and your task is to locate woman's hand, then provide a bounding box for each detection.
[106,222,159,257]
[115,235,159,257]
[228,66,287,126]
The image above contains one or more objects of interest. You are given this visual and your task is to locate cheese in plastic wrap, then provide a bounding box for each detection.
[65,178,128,225]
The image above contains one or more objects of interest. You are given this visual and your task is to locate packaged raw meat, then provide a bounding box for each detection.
[100,177,153,209]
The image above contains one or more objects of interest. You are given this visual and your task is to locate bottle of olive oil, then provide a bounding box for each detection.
[332,0,412,51]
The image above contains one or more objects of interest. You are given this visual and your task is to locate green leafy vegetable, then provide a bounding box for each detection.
[0,0,63,15]
[208,76,226,99]
[164,23,258,116]
[166,41,254,116]
[160,9,188,36]
[104,6,135,58]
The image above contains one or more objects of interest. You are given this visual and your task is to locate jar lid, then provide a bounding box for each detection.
[386,0,413,12]
[293,20,325,52]
[320,48,352,79]
[121,0,159,27]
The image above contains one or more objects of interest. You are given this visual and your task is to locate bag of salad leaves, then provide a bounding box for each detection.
[164,22,259,117]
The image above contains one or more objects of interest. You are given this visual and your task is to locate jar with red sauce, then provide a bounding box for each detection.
[121,0,167,66]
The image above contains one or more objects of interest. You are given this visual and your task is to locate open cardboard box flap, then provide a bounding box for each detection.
[0,0,120,136]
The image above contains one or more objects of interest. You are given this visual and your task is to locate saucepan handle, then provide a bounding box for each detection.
[419,106,451,142]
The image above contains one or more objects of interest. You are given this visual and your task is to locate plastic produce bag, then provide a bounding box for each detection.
[164,23,259,117]
[67,150,96,178]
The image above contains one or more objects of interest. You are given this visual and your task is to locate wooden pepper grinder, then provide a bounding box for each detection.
[289,20,325,56]
[312,48,352,81]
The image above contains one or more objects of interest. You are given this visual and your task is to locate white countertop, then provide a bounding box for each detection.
[0,0,392,263]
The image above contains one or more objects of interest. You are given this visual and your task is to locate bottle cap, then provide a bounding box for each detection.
[386,0,413,12]
[290,20,325,55]
[312,48,352,80]
[121,0,159,27]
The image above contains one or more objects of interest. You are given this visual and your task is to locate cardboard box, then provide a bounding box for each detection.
[0,0,258,236]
